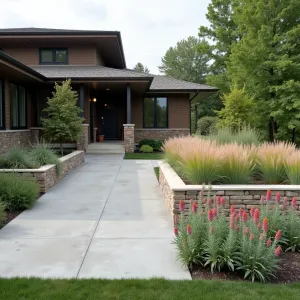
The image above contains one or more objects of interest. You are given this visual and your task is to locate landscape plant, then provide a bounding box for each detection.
[1,148,38,169]
[285,152,300,184]
[139,139,162,151]
[0,202,5,224]
[139,145,153,153]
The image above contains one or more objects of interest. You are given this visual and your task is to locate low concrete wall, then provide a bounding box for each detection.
[159,162,300,223]
[135,128,190,143]
[0,151,84,193]
[0,130,31,154]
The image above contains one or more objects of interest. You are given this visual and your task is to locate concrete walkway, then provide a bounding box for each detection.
[0,155,190,279]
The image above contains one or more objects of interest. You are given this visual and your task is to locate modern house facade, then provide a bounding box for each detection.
[0,28,217,153]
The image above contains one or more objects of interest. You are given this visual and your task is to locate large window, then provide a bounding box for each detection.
[143,97,168,128]
[10,84,27,129]
[39,48,68,64]
[0,81,4,129]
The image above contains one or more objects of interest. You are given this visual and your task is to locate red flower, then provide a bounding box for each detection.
[260,233,265,240]
[266,239,272,247]
[220,197,225,206]
[266,190,272,201]
[174,227,179,236]
[292,197,297,210]
[260,195,265,204]
[275,192,281,202]
[216,195,221,205]
[236,225,240,232]
[212,207,217,217]
[187,224,192,235]
[249,233,255,241]
[250,206,255,218]
[230,214,235,229]
[179,200,185,212]
[208,209,214,221]
[262,217,268,232]
[235,214,240,222]
[230,205,235,214]
[243,227,249,235]
[283,197,288,209]
[275,246,281,256]
[210,226,214,234]
[239,208,244,217]
[253,209,260,224]
[192,202,198,213]
[242,211,248,222]
[275,230,281,241]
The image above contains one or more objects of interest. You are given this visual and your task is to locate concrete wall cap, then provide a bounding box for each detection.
[123,124,135,127]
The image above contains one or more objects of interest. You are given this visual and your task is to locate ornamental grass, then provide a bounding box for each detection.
[174,190,300,282]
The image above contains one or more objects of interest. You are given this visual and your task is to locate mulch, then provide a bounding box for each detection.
[191,252,300,284]
[0,211,22,229]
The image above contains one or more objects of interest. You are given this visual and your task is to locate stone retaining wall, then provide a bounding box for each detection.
[0,130,31,154]
[0,151,84,193]
[159,162,300,223]
[135,128,190,143]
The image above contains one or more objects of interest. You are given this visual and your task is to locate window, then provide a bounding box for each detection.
[39,49,68,64]
[10,83,27,129]
[143,97,168,128]
[0,80,4,129]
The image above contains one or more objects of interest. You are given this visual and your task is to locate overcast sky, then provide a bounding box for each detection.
[0,0,211,74]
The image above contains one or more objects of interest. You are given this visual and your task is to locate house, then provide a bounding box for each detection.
[0,27,217,153]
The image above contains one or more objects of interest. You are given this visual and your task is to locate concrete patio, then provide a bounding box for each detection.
[0,154,190,280]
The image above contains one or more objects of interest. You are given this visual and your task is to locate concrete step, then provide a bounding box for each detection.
[86,149,125,154]
[87,142,125,154]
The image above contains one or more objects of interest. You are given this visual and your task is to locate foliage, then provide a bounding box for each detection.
[29,142,62,176]
[133,62,150,74]
[139,145,153,153]
[285,152,300,184]
[256,142,295,184]
[0,174,39,211]
[174,190,283,282]
[217,86,257,130]
[123,153,162,160]
[0,202,5,224]
[42,79,84,156]
[1,148,38,169]
[159,36,209,84]
[139,139,162,151]
[196,116,218,135]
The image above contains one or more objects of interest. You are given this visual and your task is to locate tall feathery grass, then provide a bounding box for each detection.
[163,137,300,185]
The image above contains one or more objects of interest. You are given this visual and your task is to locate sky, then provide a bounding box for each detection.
[0,0,211,74]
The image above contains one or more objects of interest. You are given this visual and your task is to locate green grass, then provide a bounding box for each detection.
[124,152,162,159]
[0,278,299,300]
[154,167,159,180]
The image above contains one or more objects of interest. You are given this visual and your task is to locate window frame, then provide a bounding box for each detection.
[143,96,168,129]
[0,80,5,130]
[39,48,68,65]
[10,83,28,130]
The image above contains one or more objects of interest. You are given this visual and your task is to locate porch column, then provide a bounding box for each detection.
[126,84,131,123]
[79,84,85,119]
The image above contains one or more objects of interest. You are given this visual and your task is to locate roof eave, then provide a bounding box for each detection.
[148,88,219,93]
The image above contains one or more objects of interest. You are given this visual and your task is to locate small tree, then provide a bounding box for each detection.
[133,62,150,74]
[42,79,84,156]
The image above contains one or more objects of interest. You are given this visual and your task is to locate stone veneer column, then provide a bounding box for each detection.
[123,124,135,153]
[76,124,89,152]
[93,127,98,143]
[30,128,40,144]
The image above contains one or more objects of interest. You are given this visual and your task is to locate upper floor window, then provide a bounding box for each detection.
[0,80,4,129]
[39,48,68,64]
[143,97,168,128]
[10,83,27,129]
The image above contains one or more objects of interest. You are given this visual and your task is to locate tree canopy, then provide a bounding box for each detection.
[133,62,150,74]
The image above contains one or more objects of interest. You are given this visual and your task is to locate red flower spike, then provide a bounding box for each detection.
[275,246,281,257]
[292,197,297,210]
[235,225,240,232]
[266,239,272,247]
[260,195,265,204]
[229,214,235,229]
[260,233,265,240]
[179,200,185,212]
[230,205,235,214]
[186,224,192,235]
[192,202,198,213]
[243,227,249,235]
[250,206,255,218]
[253,209,260,224]
[239,208,244,217]
[257,223,261,229]
[242,211,248,222]
[174,227,178,236]
[212,207,217,217]
[249,233,255,241]
[220,197,225,206]
[235,214,240,222]
[262,217,269,232]
[216,195,221,205]
[283,197,288,209]
[275,230,281,241]
[275,192,281,202]
[208,210,214,221]
[266,190,272,201]
[210,226,214,234]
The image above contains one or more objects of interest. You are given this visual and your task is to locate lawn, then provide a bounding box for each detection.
[154,167,159,180]
[124,152,162,160]
[0,278,299,300]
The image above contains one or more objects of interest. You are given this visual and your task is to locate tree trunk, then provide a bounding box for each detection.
[292,128,296,143]
[269,117,275,142]
[60,142,63,157]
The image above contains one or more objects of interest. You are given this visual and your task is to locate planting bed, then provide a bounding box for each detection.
[0,211,22,229]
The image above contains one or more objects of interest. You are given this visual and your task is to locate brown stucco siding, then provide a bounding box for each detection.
[69,46,98,65]
[3,48,39,65]
[132,94,143,127]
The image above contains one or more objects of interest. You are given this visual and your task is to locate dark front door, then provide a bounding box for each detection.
[101,100,118,139]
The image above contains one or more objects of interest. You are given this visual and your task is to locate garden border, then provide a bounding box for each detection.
[0,150,84,193]
[159,162,300,223]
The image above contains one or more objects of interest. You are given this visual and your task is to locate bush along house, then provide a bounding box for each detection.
[0,27,217,153]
